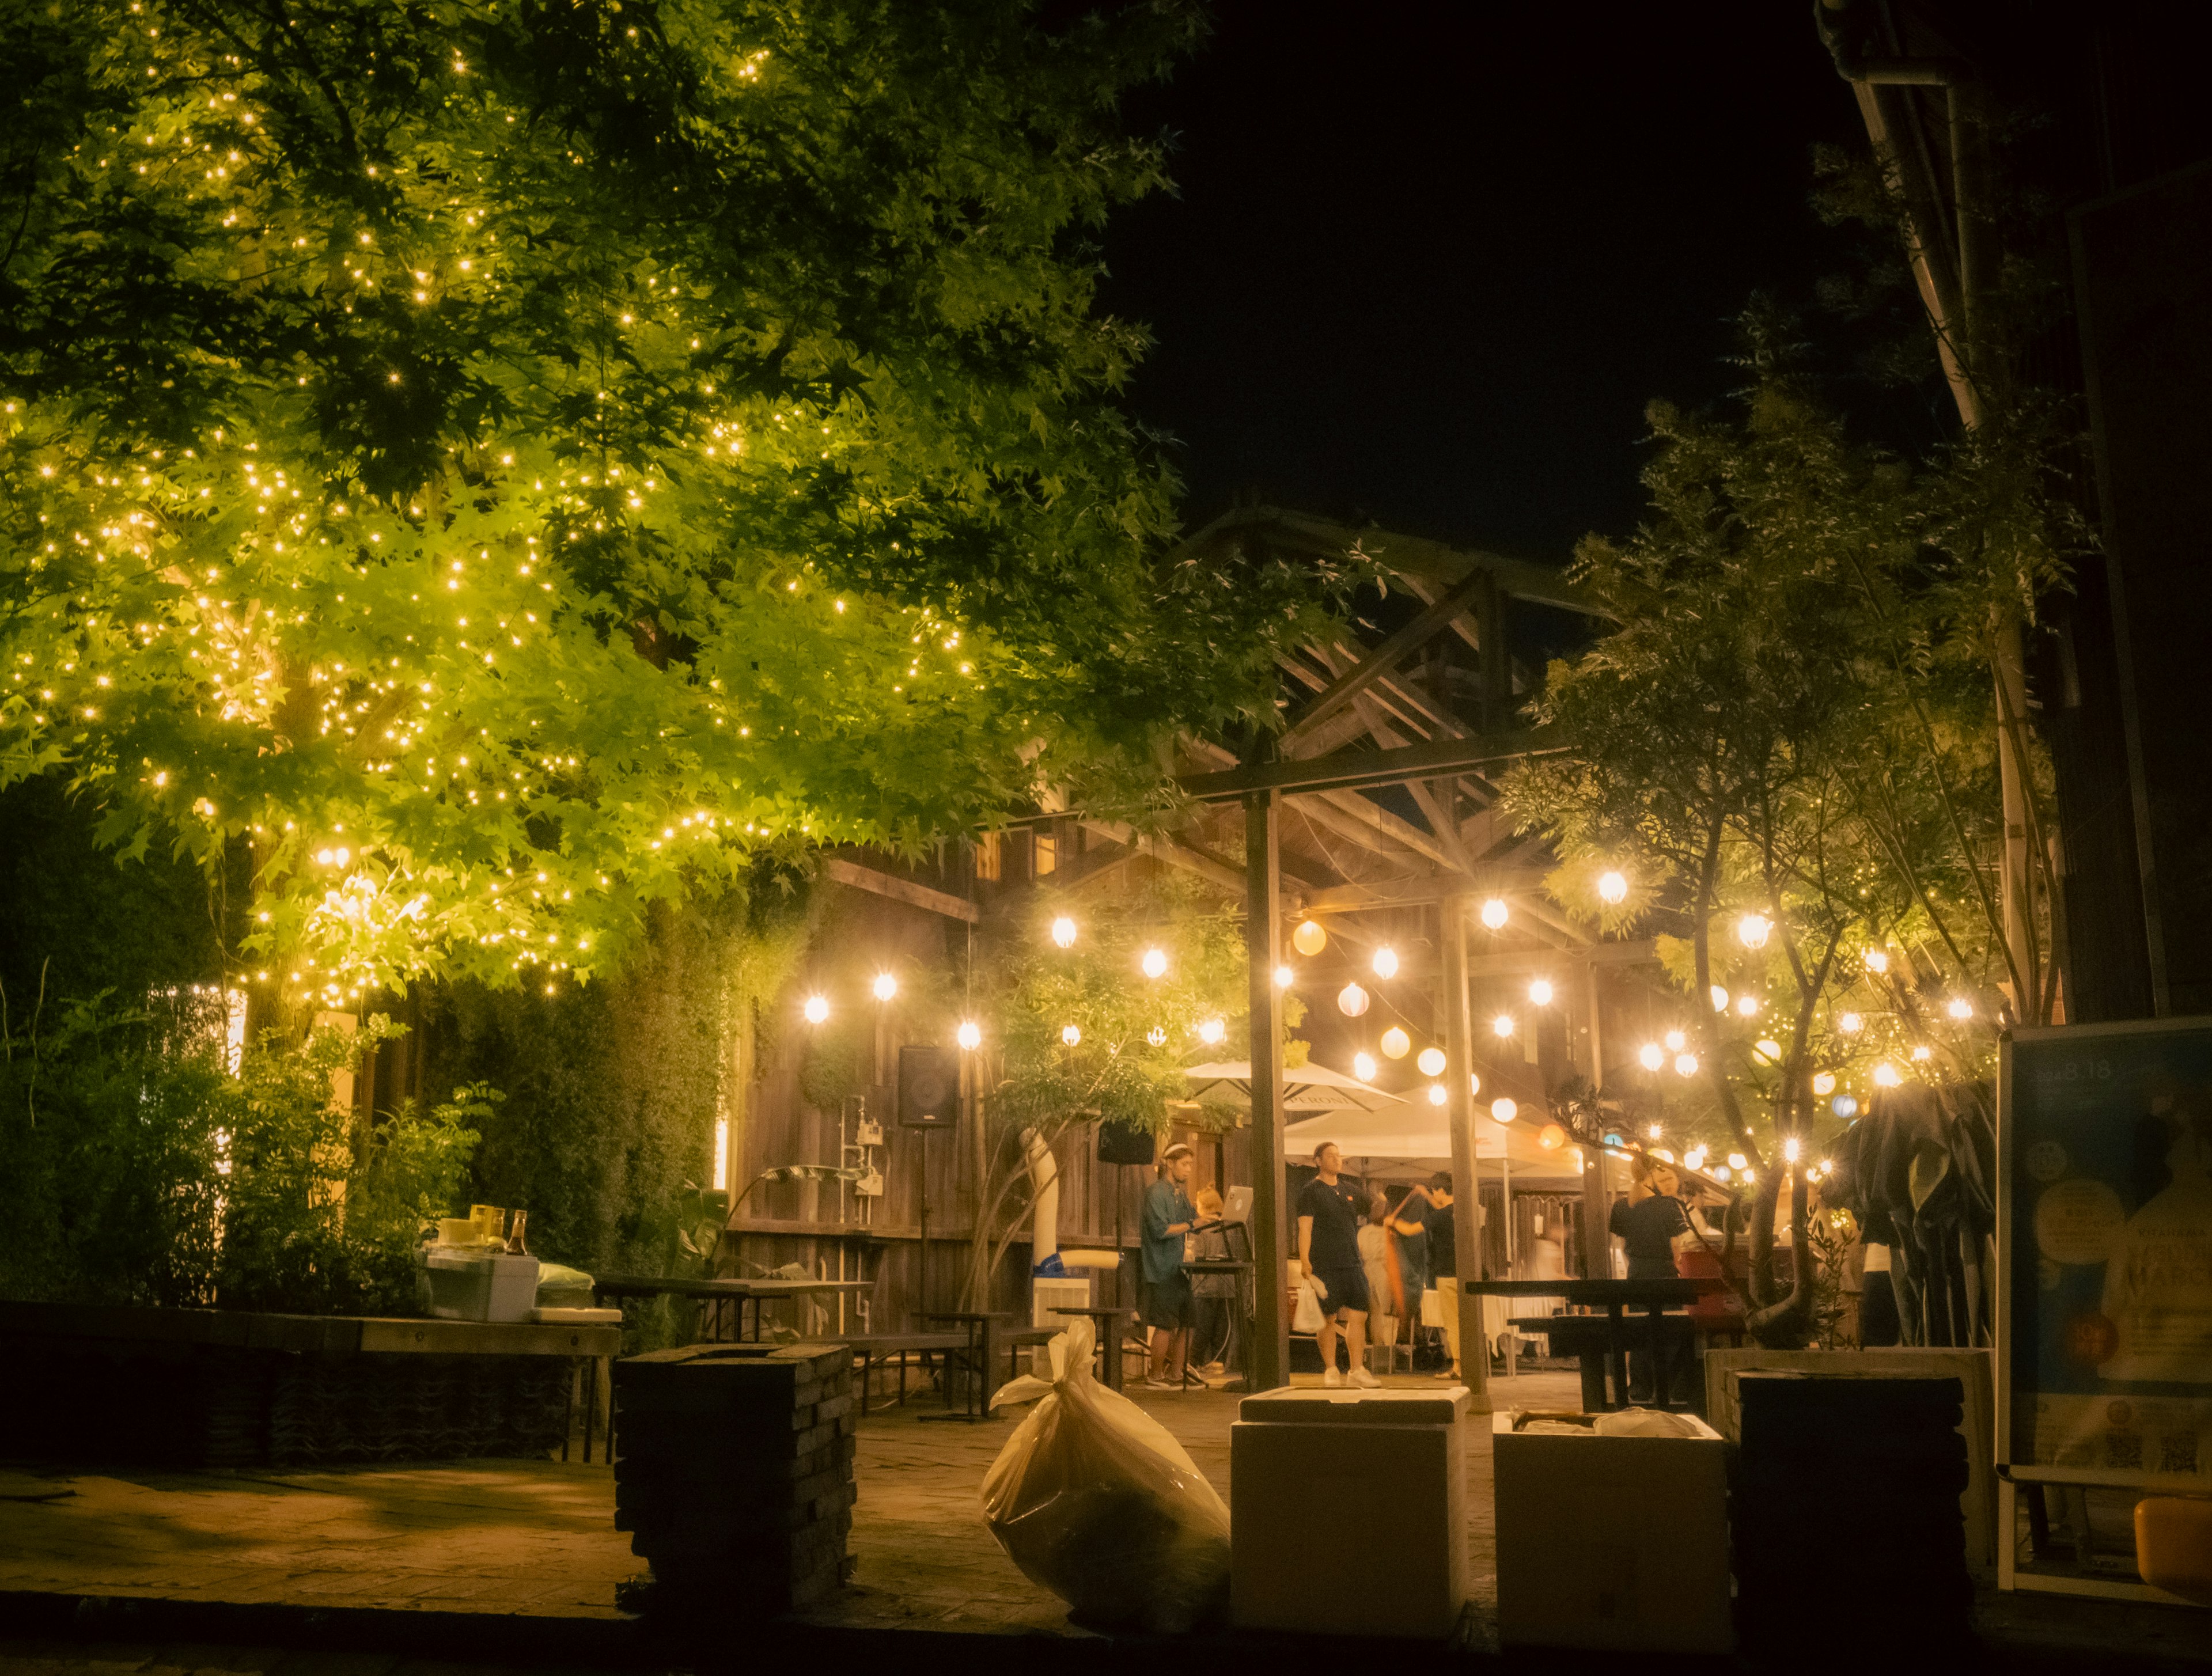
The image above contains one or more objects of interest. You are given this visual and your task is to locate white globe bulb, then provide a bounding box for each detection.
[1812,1071,1836,1096]
[1353,1052,1378,1083]
[1638,1042,1664,1072]
[956,1021,981,1051]
[1380,1026,1411,1059]
[1674,1052,1700,1077]
[872,972,898,1002]
[1060,1024,1082,1047]
[1416,1046,1447,1077]
[1480,897,1509,930]
[1737,912,1772,950]
[1491,1097,1518,1122]
[1597,870,1628,905]
[1050,915,1077,949]
[1427,1083,1448,1107]
[802,994,830,1025]
[1492,1013,1516,1038]
[1528,977,1554,1006]
[1664,1028,1687,1052]
[1338,982,1370,1018]
[1710,985,1730,1013]
[1372,946,1399,980]
[1141,947,1167,979]
[1198,1017,1226,1046]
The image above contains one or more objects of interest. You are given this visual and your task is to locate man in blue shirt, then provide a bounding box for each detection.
[1139,1142,1199,1390]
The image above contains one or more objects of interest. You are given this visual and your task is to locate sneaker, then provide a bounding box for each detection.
[1141,1376,1181,1391]
[1323,1366,1344,1387]
[1349,1366,1381,1389]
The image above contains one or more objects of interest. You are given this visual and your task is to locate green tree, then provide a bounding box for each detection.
[1,0,1347,1004]
[1505,369,2075,1344]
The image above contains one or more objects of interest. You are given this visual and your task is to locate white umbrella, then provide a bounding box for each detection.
[1182,1059,1405,1113]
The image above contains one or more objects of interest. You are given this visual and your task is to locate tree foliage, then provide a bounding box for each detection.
[1505,365,2081,1340]
[1,0,1350,1004]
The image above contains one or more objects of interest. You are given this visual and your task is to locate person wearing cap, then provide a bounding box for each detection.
[1139,1142,1200,1390]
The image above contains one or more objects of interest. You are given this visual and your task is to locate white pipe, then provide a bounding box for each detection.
[1022,1127,1059,1265]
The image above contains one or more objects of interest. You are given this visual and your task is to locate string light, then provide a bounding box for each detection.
[1812,1071,1836,1096]
[1597,870,1628,905]
[1639,1042,1664,1071]
[956,1021,981,1051]
[1353,1051,1378,1083]
[1674,1051,1699,1077]
[1736,912,1772,949]
[1664,1028,1687,1053]
[1735,993,1760,1018]
[803,994,830,1025]
[1946,996,1974,1020]
[1683,1147,1707,1171]
[1754,1038,1782,1062]
[1864,948,1890,974]
[1710,985,1730,1013]
[1339,983,1370,1018]
[1050,916,1077,949]
[1528,977,1554,1006]
[1372,946,1400,980]
[1838,1011,1863,1034]
[1274,965,1295,989]
[1492,1013,1516,1038]
[1198,1018,1226,1046]
[1060,1024,1082,1047]
[872,972,898,1002]
[1417,1046,1446,1076]
[1141,947,1168,980]
[1380,1026,1411,1059]
[1873,1062,1902,1087]
[1480,898,1509,930]
[1493,1098,1520,1123]
[1293,920,1327,955]
[1427,1084,1448,1106]
[1728,1152,1748,1171]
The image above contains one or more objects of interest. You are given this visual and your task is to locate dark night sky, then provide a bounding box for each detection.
[1100,2,1869,560]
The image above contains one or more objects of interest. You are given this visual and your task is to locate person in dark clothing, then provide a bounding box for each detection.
[1424,1173,1463,1378]
[1297,1142,1378,1387]
[1610,1161,1690,1404]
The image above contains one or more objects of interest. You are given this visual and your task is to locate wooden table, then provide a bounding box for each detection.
[918,1311,1000,1419]
[1048,1306,1135,1392]
[1465,1279,1705,1410]
[590,1274,875,1343]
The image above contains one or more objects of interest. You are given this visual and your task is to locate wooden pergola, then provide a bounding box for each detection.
[1015,507,1641,1398]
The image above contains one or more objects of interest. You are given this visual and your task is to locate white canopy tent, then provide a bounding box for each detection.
[1282,1105,1573,1178]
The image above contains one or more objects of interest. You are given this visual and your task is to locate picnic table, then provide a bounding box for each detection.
[590,1273,875,1344]
[1464,1278,1706,1411]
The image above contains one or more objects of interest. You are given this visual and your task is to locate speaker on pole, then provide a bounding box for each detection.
[898,1045,957,1128]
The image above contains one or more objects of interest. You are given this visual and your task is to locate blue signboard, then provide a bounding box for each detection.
[1999,1019,2212,1487]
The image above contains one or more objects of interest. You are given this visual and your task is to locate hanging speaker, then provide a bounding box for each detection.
[897,1045,957,1128]
[1095,1117,1158,1166]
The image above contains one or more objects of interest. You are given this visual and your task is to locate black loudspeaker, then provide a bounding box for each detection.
[1095,1117,1158,1165]
[897,1045,957,1128]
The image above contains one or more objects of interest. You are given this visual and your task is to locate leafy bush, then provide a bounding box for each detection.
[0,996,484,1314]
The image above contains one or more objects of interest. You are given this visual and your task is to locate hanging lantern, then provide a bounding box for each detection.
[1380,1025,1411,1059]
[1480,897,1509,930]
[1060,1024,1082,1047]
[1416,1046,1446,1077]
[1372,946,1400,980]
[1353,1051,1378,1083]
[1198,1018,1227,1046]
[1293,919,1328,956]
[1338,982,1370,1018]
[1050,915,1077,949]
[1597,869,1628,905]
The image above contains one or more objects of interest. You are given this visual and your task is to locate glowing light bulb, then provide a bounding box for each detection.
[1598,870,1628,905]
[1710,985,1730,1013]
[1736,993,1760,1018]
[1728,1152,1748,1171]
[1417,1046,1447,1077]
[1946,996,1973,1021]
[1293,919,1327,956]
[1427,1083,1448,1107]
[1647,1123,1664,1140]
[1664,1028,1687,1053]
[1468,1071,1482,1097]
[1812,1071,1836,1096]
[872,972,899,1002]
[1494,1098,1520,1123]
[1713,1164,1733,1182]
[1783,1136,1801,1163]
[1639,1042,1665,1072]
[1675,1052,1699,1077]
[1146,1026,1166,1047]
[1684,1148,1707,1171]
[1372,946,1400,980]
[1838,1011,1863,1034]
[1338,982,1370,1018]
[956,1021,981,1051]
[1141,947,1168,980]
[1353,1051,1378,1083]
[1528,977,1554,1006]
[1380,1025,1411,1059]
[1864,947,1889,974]
[1274,965,1295,989]
[1755,1038,1782,1063]
[1050,915,1077,949]
[1480,897,1509,930]
[1060,1024,1082,1047]
[1832,1095,1859,1117]
[1199,1018,1226,1046]
[1493,1013,1516,1038]
[1736,912,1772,950]
[803,994,830,1025]
[1873,1061,1901,1087]
[1911,1044,1932,1062]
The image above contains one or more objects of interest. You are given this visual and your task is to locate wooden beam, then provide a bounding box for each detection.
[1246,790,1289,1391]
[1077,817,1278,905]
[1279,566,1494,752]
[1461,940,1659,977]
[1310,788,1455,869]
[1180,732,1552,800]
[1442,894,1491,1412]
[819,857,980,924]
[1300,868,1549,914]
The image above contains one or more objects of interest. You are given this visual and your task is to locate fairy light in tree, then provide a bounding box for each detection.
[1864,948,1890,974]
[1141,947,1168,980]
[1735,993,1760,1018]
[1946,996,1974,1021]
[1597,870,1628,905]
[1838,1011,1863,1034]
[1736,912,1772,950]
[1664,1028,1687,1053]
[1274,965,1296,989]
[1416,1046,1446,1077]
[1060,1024,1082,1047]
[1198,1018,1227,1046]
[1783,1136,1801,1163]
[1728,1152,1748,1171]
[1873,1062,1902,1087]
[1468,1071,1482,1097]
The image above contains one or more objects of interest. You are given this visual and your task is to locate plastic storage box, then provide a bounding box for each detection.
[1231,1385,1470,1637]
[418,1249,541,1322]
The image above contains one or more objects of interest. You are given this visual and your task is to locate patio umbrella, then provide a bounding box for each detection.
[1282,1105,1569,1174]
[1181,1059,1406,1113]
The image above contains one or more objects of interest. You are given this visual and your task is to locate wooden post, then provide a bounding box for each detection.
[1442,896,1491,1410]
[1579,956,1613,1282]
[1245,789,1290,1392]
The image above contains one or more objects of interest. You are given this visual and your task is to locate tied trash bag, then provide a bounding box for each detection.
[982,1317,1230,1632]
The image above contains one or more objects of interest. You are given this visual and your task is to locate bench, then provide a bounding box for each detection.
[832,1331,974,1416]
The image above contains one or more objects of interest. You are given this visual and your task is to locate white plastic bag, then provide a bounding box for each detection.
[982,1318,1230,1632]
[1291,1277,1325,1334]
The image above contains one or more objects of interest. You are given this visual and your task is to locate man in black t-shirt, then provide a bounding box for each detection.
[1297,1142,1380,1387]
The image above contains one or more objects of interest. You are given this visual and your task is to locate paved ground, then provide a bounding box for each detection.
[0,1364,1553,1638]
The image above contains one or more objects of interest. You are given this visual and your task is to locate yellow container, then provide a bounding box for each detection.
[437,1218,476,1246]
[2136,1496,2212,1605]
[470,1204,506,1244]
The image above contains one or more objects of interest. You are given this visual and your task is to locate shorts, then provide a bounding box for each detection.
[1140,1272,1196,1330]
[1309,1264,1369,1317]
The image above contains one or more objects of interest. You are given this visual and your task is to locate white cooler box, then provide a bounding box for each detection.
[1493,1408,1730,1652]
[418,1249,540,1322]
[1232,1386,1470,1638]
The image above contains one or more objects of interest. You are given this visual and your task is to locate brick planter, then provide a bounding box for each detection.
[612,1341,857,1618]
